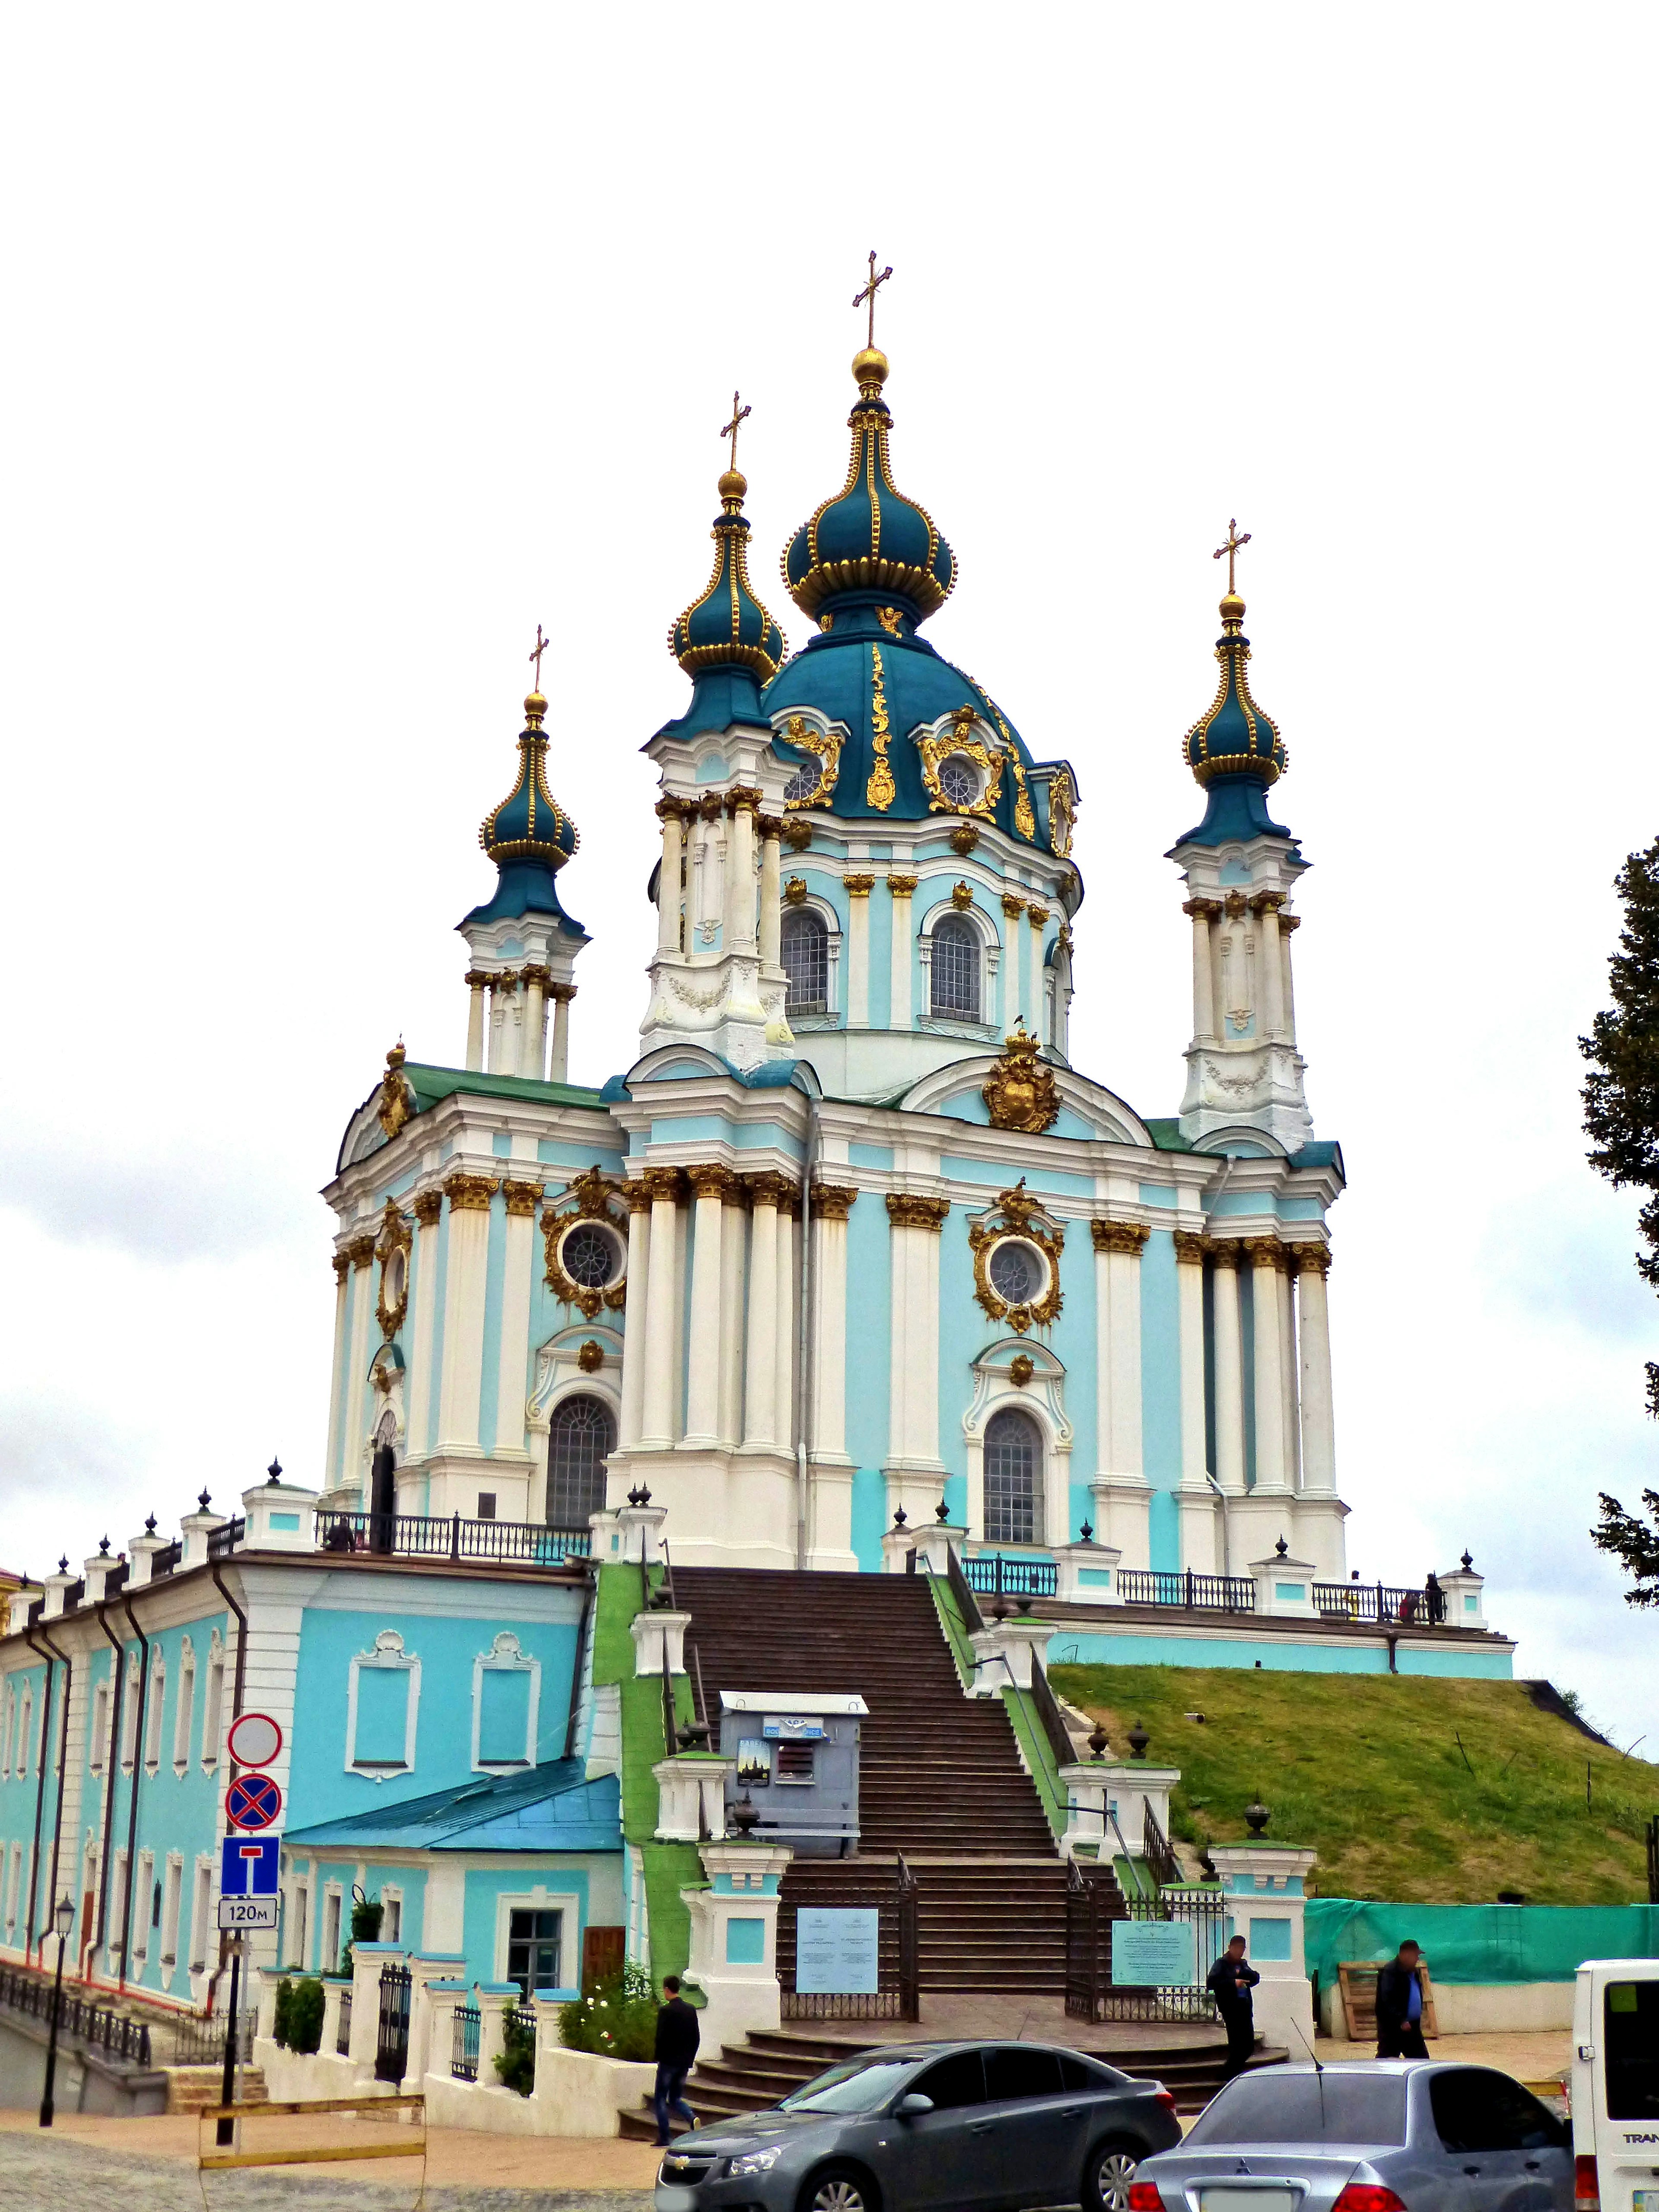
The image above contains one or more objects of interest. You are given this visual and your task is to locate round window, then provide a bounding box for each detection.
[938,755,981,809]
[988,1238,1044,1306]
[561,1222,620,1290]
[783,760,821,804]
[385,1249,406,1304]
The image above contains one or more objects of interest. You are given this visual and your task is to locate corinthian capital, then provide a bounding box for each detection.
[1094,1220,1152,1256]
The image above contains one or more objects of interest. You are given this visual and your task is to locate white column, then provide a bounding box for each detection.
[1281,913,1300,1046]
[683,1166,731,1446]
[618,1189,652,1451]
[813,1186,855,1459]
[773,1197,797,1452]
[1001,896,1026,1025]
[324,1254,350,1484]
[494,1182,539,1455]
[887,876,916,1029]
[520,969,547,1077]
[758,819,783,968]
[1295,1248,1336,1494]
[407,1191,443,1459]
[657,803,686,954]
[1277,1253,1300,1488]
[341,1234,376,1489]
[549,986,574,1084]
[1255,896,1287,1041]
[1183,900,1219,1042]
[464,972,487,1071]
[885,1195,944,1507]
[844,877,873,1027]
[639,1172,681,1449]
[1027,906,1049,1033]
[1248,1238,1289,1492]
[487,977,520,1074]
[1174,1231,1208,1487]
[727,795,757,951]
[719,1181,746,1447]
[1091,1221,1146,1479]
[1211,1243,1246,1494]
[435,1176,498,1455]
[743,1178,782,1447]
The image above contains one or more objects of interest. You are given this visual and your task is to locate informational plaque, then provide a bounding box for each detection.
[795,1907,880,1995]
[1112,1919,1197,1988]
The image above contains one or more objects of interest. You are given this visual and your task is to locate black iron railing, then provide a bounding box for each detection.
[1313,1580,1432,1624]
[963,1553,1059,1599]
[149,1540,182,1579]
[103,1560,128,1595]
[206,1519,245,1561]
[171,2005,256,2067]
[336,1983,353,2055]
[1066,1871,1229,2024]
[452,2002,481,2081]
[779,1857,920,2022]
[1141,1799,1182,1890]
[376,1962,411,2083]
[0,1963,154,2067]
[1116,1569,1255,1613]
[315,1511,591,1568]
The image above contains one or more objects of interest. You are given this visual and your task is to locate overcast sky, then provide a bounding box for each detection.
[4,8,1657,1760]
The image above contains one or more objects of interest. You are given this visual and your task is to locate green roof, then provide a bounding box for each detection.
[405,1062,608,1114]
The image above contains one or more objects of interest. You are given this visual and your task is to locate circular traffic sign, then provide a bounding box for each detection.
[227,1712,283,1769]
[226,1771,283,1831]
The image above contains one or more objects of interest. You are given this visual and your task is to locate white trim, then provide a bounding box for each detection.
[918,896,1001,1025]
[172,1636,195,1771]
[963,1341,1073,1550]
[188,1855,213,1974]
[159,1853,183,1986]
[345,1630,421,1777]
[320,1881,343,1976]
[780,893,843,1025]
[201,1632,225,1770]
[143,1656,165,1773]
[493,1884,578,1990]
[133,1847,154,1961]
[470,1630,542,1772]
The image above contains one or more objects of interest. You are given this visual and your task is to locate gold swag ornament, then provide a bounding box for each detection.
[968,1179,1065,1335]
[542,1165,630,1319]
[982,1021,1061,1135]
[377,1042,414,1141]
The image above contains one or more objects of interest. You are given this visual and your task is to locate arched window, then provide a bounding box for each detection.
[781,906,830,1015]
[547,1394,616,1530]
[931,913,982,1020]
[984,1407,1043,1546]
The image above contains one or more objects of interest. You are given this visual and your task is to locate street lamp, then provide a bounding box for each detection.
[39,1893,74,2128]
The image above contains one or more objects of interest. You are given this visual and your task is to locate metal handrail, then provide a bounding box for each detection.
[314,1510,591,1567]
[1141,1796,1181,1889]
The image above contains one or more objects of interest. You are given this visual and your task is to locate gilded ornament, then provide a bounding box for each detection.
[784,876,809,906]
[843,874,875,897]
[1093,1220,1151,1257]
[577,1339,605,1374]
[819,614,834,632]
[1047,766,1076,858]
[1001,893,1026,919]
[332,1252,350,1284]
[464,969,493,989]
[1292,1243,1332,1276]
[698,792,724,820]
[502,1179,543,1217]
[1009,1354,1035,1388]
[626,1180,655,1213]
[377,1042,414,1142]
[811,1182,860,1222]
[346,1235,377,1270]
[375,1199,413,1340]
[1249,891,1286,916]
[950,880,974,910]
[778,715,843,812]
[887,872,918,895]
[542,1165,630,1317]
[866,645,896,810]
[642,1166,686,1204]
[725,785,763,816]
[1171,1230,1207,1265]
[949,824,980,856]
[877,605,903,636]
[1224,890,1249,919]
[1181,897,1224,921]
[443,1173,501,1211]
[981,1021,1061,1135]
[745,1171,797,1211]
[687,1161,742,1202]
[918,706,1004,822]
[1244,1235,1284,1271]
[1281,912,1301,934]
[1205,1238,1243,1269]
[782,820,813,852]
[757,814,785,841]
[549,982,576,1005]
[412,1189,444,1227]
[967,1182,1064,1333]
[1027,904,1050,930]
[885,1192,949,1231]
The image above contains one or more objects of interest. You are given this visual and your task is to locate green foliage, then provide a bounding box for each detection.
[272,1976,293,2049]
[494,2001,537,2095]
[272,1975,325,2053]
[1049,1662,1659,1904]
[1592,1490,1659,1608]
[558,1961,658,2061]
[1580,834,1659,1418]
[350,1897,385,1944]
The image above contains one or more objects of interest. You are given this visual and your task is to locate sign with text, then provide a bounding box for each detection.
[218,1894,279,1932]
[220,1834,281,1897]
[795,1907,880,1996]
[1112,1919,1197,1988]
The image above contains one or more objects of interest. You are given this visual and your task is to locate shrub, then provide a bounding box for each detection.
[557,1962,657,2062]
[495,2002,537,2096]
[350,1898,384,1943]
[286,1976,325,2054]
[272,1977,294,2049]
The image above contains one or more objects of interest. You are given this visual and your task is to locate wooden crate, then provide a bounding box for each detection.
[1338,1959,1438,2042]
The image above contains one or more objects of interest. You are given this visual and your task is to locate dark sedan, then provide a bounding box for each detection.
[652,2039,1182,2212]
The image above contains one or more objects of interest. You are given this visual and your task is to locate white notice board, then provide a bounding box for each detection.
[795,1907,880,1996]
[1112,1919,1197,1988]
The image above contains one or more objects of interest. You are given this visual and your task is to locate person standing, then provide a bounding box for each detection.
[1206,1934,1260,2078]
[653,1974,701,2145]
[1376,1940,1430,2058]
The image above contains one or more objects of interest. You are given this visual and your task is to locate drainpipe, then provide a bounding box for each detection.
[92,1602,127,1983]
[118,1595,152,1992]
[21,1625,55,1965]
[794,1092,818,1571]
[30,1620,73,1976]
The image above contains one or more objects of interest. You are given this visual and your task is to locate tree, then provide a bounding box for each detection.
[1580,836,1659,1416]
[1592,1490,1659,1607]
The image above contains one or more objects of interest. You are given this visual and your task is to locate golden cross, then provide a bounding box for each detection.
[1213,518,1252,594]
[853,250,893,349]
[528,623,550,688]
[720,390,750,473]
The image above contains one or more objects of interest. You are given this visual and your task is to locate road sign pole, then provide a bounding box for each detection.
[216,1937,241,2148]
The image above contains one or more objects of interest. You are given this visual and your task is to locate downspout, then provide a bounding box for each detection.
[21,1626,55,1965]
[32,1619,73,1975]
[794,1092,818,1571]
[118,1594,151,1992]
[1200,1151,1239,1582]
[208,1565,250,2016]
[92,1602,127,1982]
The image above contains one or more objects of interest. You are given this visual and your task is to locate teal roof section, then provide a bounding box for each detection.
[285,1758,621,1853]
[468,692,587,930]
[1173,772,1297,851]
[337,1060,609,1174]
[1182,591,1287,792]
[1143,1117,1195,1152]
[669,468,787,686]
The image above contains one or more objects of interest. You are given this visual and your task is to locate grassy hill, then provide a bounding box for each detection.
[1049,1663,1659,1905]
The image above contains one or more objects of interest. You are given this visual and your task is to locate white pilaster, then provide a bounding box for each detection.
[324,1254,350,1485]
[1211,1242,1246,1494]
[887,876,916,1029]
[742,1178,782,1448]
[549,986,574,1084]
[521,969,547,1077]
[435,1175,497,1455]
[758,821,783,969]
[341,1233,376,1488]
[657,804,685,955]
[1247,1239,1289,1494]
[465,972,487,1071]
[1255,896,1287,1041]
[639,1173,681,1449]
[812,1185,856,1462]
[726,796,757,952]
[407,1192,442,1460]
[844,876,873,1028]
[618,1191,652,1453]
[773,1200,796,1453]
[1001,896,1026,1027]
[1295,1248,1336,1494]
[884,1193,945,1514]
[1184,899,1220,1042]
[493,1181,539,1456]
[1277,1254,1300,1490]
[683,1166,731,1447]
[719,1180,746,1448]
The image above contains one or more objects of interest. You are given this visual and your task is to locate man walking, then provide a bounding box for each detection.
[1206,1933,1260,2078]
[1376,1941,1429,2059]
[654,1974,701,2145]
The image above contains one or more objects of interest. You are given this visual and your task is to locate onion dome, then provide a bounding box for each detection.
[782,350,955,624]
[1182,590,1287,787]
[668,468,787,682]
[480,691,578,868]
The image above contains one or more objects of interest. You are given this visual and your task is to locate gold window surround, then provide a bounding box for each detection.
[541,1165,630,1319]
[917,705,1005,823]
[968,1182,1065,1335]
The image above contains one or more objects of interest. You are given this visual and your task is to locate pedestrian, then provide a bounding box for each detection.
[1206,1933,1260,2078]
[1375,1940,1429,2059]
[653,1973,700,2145]
[1425,1574,1446,1626]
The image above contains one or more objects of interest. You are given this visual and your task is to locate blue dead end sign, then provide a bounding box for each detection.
[220,1833,280,1897]
[226,1770,283,1831]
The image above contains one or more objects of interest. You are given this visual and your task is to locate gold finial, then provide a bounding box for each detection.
[1213,518,1252,599]
[387,1039,406,1069]
[852,252,893,395]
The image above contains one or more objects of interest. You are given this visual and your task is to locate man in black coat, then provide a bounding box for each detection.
[1376,1941,1429,2059]
[1206,1935,1261,2078]
[653,1974,701,2145]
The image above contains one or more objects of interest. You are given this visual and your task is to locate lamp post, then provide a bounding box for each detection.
[39,1893,74,2128]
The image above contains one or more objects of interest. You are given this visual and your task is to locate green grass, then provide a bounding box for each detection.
[1049,1663,1659,1905]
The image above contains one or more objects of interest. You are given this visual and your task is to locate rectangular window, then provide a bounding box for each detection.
[3,1683,14,1776]
[382,1893,402,1945]
[477,1492,497,1521]
[353,1665,413,1767]
[1605,1980,1659,2121]
[109,1852,129,1960]
[133,1850,154,1958]
[190,1860,212,1971]
[4,1843,19,1934]
[173,1659,195,1769]
[202,1656,224,1767]
[320,1890,339,1975]
[477,1669,531,1767]
[143,1665,165,1770]
[774,1742,816,1784]
[90,1682,109,1773]
[506,1907,561,1998]
[120,1671,139,1769]
[161,1859,182,1964]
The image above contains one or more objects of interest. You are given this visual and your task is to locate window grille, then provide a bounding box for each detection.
[508,1907,562,1997]
[939,756,980,808]
[984,1407,1042,1546]
[988,1239,1042,1304]
[781,907,830,1014]
[547,1394,615,1528]
[560,1223,617,1288]
[931,915,981,1019]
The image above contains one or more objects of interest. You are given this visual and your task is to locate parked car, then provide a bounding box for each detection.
[652,2039,1182,2212]
[1131,2061,1572,2212]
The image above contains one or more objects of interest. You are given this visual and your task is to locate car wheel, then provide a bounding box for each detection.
[799,2163,880,2212]
[1083,2136,1147,2212]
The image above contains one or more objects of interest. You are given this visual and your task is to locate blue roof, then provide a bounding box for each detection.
[668,476,787,686]
[1181,593,1287,797]
[1172,773,1298,852]
[285,1759,621,1853]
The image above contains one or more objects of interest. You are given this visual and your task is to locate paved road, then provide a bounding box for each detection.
[0,2129,655,2212]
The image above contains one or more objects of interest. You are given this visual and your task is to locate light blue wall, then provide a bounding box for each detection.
[0,1658,51,1952]
[462,1862,593,1992]
[844,1192,893,1568]
[1044,1629,1514,1679]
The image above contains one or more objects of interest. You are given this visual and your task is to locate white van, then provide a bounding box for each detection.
[1572,1958,1659,2212]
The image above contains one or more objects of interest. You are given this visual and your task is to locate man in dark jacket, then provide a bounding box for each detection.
[1206,1935,1261,2077]
[1376,1941,1429,2059]
[654,1974,701,2145]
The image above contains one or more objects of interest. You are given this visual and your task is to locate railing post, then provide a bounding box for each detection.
[1376,1581,1386,1623]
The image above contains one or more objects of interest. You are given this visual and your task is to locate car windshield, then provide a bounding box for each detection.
[779,2056,921,2114]
[1185,2073,1409,2148]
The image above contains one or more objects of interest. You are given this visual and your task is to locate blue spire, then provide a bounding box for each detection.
[662,460,787,739]
[1176,587,1294,848]
[466,691,583,928]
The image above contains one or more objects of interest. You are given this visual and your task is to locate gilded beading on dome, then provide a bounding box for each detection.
[669,461,788,682]
[1182,590,1287,788]
[479,692,579,866]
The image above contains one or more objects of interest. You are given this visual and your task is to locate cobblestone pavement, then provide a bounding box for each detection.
[0,2129,655,2212]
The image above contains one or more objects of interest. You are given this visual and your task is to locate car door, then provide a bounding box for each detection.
[979,2046,1078,2208]
[1430,2068,1567,2212]
[880,2050,995,2212]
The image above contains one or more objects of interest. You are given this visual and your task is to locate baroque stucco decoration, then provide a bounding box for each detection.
[376,1042,414,1141]
[982,1021,1061,1134]
[968,1180,1065,1335]
[374,1198,412,1339]
[541,1165,629,1319]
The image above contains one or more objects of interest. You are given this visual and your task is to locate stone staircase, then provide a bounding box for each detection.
[165,2063,269,2113]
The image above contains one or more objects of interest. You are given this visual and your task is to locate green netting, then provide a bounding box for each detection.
[1304,1899,1659,1985]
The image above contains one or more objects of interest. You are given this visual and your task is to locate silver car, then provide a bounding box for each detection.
[653,2039,1183,2212]
[1133,2062,1573,2212]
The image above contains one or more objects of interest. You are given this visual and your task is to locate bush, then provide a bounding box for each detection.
[272,1976,293,2049]
[350,1898,384,1943]
[494,2002,537,2096]
[272,1975,325,2053]
[557,1962,658,2062]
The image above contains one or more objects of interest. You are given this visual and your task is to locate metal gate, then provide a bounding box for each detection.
[1066,1867,1229,2024]
[777,1857,919,2022]
[375,1961,411,2082]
